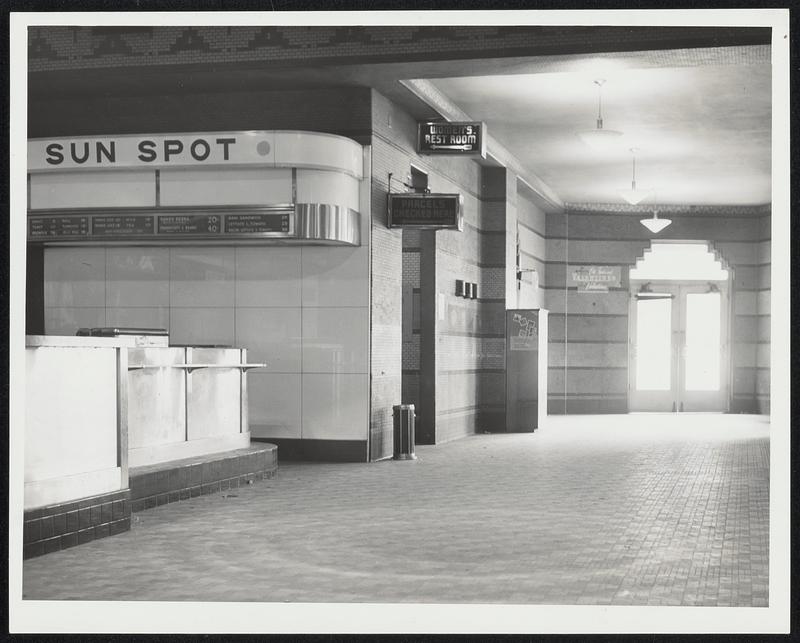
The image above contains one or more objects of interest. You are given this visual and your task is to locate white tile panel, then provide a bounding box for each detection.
[302,306,369,374]
[235,247,302,307]
[106,247,169,307]
[301,245,369,307]
[44,307,106,336]
[247,373,302,439]
[301,373,369,440]
[234,307,301,371]
[169,247,235,307]
[106,307,169,331]
[44,247,106,308]
[169,307,234,346]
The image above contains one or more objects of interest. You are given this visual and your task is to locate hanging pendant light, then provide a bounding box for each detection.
[576,79,624,150]
[619,147,651,205]
[640,197,672,234]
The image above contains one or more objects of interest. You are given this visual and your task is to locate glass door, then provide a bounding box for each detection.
[629,281,729,412]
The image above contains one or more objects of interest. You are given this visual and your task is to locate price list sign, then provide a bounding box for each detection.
[158,215,221,235]
[92,215,154,237]
[225,213,292,235]
[29,216,90,239]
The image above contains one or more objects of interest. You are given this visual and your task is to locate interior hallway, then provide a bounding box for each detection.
[22,414,769,606]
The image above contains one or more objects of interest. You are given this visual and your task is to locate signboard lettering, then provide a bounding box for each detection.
[29,216,89,239]
[158,215,221,235]
[388,193,463,230]
[225,213,292,235]
[29,132,273,171]
[567,265,622,293]
[92,215,154,236]
[418,122,486,158]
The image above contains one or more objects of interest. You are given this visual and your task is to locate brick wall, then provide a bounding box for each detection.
[372,90,515,445]
[545,205,769,414]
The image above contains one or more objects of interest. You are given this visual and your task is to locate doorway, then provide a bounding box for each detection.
[628,242,730,412]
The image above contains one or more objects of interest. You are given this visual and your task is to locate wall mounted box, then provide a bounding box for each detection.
[505,309,548,432]
[417,121,487,159]
[387,193,463,230]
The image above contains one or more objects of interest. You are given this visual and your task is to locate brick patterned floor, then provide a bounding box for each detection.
[22,414,769,606]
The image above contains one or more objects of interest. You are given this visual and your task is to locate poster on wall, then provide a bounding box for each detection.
[567,265,622,293]
[508,311,538,351]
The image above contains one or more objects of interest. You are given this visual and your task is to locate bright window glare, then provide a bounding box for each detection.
[630,243,729,281]
[636,296,671,390]
[685,292,721,391]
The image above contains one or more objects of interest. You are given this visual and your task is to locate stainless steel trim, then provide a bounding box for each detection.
[295,203,360,246]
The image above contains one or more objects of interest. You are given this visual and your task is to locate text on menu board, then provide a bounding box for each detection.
[418,122,486,158]
[26,210,296,242]
[387,193,463,230]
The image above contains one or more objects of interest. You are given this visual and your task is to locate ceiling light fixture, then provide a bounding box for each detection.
[619,147,650,205]
[640,196,671,234]
[576,79,624,150]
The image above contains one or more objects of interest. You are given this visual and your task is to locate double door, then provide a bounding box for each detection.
[629,281,729,412]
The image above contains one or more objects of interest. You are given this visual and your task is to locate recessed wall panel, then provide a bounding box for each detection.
[159,167,292,206]
[30,170,155,210]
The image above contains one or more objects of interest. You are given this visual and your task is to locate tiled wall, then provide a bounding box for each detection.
[756,214,771,414]
[43,240,371,444]
[514,185,548,310]
[545,206,769,414]
[30,85,380,459]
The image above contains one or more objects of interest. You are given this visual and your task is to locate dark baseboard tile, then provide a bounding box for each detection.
[253,438,368,463]
[23,489,132,560]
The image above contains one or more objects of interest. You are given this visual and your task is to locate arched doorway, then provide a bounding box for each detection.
[628,241,731,412]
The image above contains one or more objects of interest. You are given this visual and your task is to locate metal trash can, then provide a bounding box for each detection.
[393,404,417,460]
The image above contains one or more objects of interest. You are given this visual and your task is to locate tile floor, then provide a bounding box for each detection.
[22,414,770,606]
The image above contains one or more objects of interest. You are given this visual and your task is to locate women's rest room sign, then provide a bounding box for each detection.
[567,265,622,292]
[28,131,277,171]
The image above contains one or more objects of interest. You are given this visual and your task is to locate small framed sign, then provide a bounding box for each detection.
[417,122,486,158]
[567,265,622,292]
[388,193,463,230]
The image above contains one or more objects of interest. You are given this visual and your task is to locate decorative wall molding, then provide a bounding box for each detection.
[28,25,770,74]
[564,203,771,217]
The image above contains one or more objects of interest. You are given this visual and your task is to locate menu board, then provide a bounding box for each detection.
[29,216,89,239]
[92,215,155,236]
[27,209,297,243]
[158,215,221,235]
[225,213,291,235]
